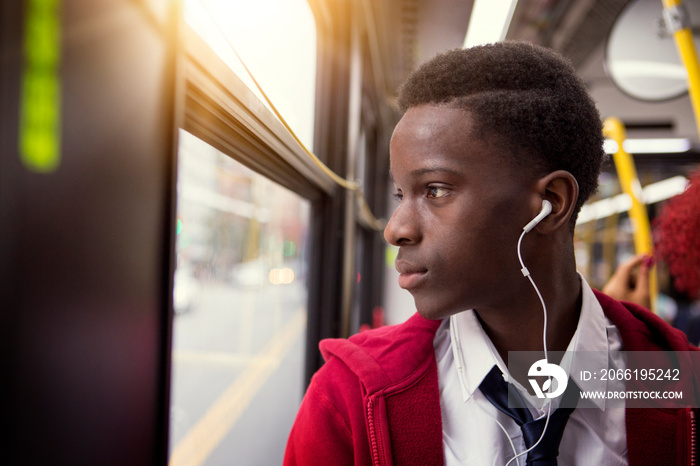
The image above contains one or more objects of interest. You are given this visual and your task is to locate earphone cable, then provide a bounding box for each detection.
[505,229,553,466]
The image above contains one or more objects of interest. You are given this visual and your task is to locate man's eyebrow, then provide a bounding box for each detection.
[389,166,462,183]
[409,166,462,177]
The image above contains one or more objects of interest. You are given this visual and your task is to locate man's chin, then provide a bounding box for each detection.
[414,299,462,321]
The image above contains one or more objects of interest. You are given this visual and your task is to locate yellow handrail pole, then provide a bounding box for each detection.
[663,0,700,137]
[603,118,658,313]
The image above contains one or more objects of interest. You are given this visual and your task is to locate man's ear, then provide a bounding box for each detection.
[534,170,579,233]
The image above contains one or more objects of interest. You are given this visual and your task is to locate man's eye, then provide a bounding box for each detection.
[393,192,403,202]
[427,186,449,199]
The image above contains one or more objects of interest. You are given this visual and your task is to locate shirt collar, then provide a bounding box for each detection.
[449,275,612,410]
[563,276,611,409]
[449,309,505,403]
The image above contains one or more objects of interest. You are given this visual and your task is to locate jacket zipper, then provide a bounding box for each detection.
[690,409,697,466]
[368,399,380,465]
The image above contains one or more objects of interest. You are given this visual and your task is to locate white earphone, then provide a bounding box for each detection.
[522,200,552,233]
[450,198,556,465]
[502,198,554,466]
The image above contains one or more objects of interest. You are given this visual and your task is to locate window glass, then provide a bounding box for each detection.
[169,130,309,464]
[184,0,316,149]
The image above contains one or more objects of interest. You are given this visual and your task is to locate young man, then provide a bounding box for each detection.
[285,42,699,465]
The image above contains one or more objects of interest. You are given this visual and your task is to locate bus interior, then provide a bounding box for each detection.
[2,0,700,464]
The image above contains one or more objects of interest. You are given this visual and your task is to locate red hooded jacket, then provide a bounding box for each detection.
[285,291,700,465]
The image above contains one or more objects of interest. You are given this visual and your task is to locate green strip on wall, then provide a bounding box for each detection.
[20,0,61,173]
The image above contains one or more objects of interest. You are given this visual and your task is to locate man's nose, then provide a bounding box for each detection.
[383,202,421,246]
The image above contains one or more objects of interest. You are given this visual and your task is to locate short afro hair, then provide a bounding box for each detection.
[397,42,605,226]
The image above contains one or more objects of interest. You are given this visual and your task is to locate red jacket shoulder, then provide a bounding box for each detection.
[595,289,697,351]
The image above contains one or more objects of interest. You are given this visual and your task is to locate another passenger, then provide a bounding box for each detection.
[605,169,700,340]
[602,253,653,310]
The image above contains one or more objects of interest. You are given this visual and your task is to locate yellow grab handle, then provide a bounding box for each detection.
[663,0,700,138]
[603,117,658,313]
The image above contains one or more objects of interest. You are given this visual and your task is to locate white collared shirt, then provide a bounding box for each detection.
[435,276,628,465]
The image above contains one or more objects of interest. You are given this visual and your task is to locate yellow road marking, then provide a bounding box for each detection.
[169,308,306,466]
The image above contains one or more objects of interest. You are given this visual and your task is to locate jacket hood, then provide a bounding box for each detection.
[320,312,441,395]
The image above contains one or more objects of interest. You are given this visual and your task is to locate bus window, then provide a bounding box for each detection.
[183,0,316,150]
[169,130,309,465]
[169,1,317,462]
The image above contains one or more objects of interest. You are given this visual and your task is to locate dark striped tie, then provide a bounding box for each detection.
[479,365,580,465]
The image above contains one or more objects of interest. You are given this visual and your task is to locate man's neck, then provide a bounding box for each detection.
[474,272,582,389]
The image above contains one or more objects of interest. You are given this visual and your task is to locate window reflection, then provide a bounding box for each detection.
[169,130,309,465]
[183,0,316,149]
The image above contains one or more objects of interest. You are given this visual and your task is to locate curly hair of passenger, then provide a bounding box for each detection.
[396,41,605,227]
[654,169,700,300]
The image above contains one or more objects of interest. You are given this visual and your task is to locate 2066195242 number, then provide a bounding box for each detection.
[598,368,681,381]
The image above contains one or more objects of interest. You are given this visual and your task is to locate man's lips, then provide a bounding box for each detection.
[395,260,428,290]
